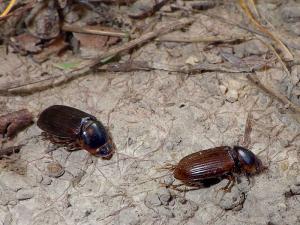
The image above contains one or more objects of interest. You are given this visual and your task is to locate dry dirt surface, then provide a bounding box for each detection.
[0,1,300,225]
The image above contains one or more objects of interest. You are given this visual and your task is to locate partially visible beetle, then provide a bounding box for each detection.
[37,105,114,158]
[171,146,264,191]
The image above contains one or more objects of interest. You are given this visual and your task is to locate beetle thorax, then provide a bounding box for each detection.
[233,146,262,175]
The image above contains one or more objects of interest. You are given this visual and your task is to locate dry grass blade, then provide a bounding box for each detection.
[0,0,16,17]
[0,0,35,21]
[239,0,293,61]
[156,35,250,43]
[247,73,300,115]
[62,24,129,38]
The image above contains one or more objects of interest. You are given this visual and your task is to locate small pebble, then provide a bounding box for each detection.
[213,186,245,210]
[219,85,227,95]
[16,189,34,201]
[225,89,239,103]
[47,162,65,178]
[163,176,175,186]
[185,56,199,65]
[158,188,171,205]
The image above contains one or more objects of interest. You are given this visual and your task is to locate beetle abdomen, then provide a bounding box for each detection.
[174,146,235,182]
[37,105,94,138]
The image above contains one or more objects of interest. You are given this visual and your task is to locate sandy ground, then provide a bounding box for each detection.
[0,1,300,225]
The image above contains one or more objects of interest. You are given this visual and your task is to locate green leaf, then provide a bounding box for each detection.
[54,61,81,70]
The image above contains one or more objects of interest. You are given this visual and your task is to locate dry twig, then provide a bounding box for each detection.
[0,18,194,95]
[247,73,300,115]
[0,109,33,138]
[239,0,293,61]
[62,24,129,38]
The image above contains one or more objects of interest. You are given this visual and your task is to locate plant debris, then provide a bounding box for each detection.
[128,0,169,19]
[0,109,33,139]
[0,145,23,159]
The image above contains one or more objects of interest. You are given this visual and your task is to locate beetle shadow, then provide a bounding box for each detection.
[199,178,222,188]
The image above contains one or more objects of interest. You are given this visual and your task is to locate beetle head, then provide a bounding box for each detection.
[80,118,113,158]
[233,146,263,175]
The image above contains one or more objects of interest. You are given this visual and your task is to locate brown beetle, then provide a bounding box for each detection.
[37,105,114,159]
[172,146,263,191]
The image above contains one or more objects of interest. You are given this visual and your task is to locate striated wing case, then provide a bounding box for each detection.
[174,146,235,182]
[37,105,95,139]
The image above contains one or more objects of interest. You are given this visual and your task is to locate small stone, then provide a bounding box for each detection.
[47,162,65,178]
[213,186,245,210]
[163,176,175,186]
[219,85,227,95]
[16,189,34,201]
[185,56,199,65]
[35,174,43,183]
[225,89,238,103]
[157,188,171,206]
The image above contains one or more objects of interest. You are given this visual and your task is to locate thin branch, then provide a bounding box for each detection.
[62,24,129,38]
[0,18,194,95]
[247,73,300,115]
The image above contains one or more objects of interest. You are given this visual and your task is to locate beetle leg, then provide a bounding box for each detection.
[65,142,81,151]
[221,175,235,192]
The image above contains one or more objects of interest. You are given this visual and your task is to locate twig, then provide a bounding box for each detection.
[239,0,293,61]
[247,73,300,115]
[156,35,251,43]
[0,109,33,138]
[0,18,194,95]
[255,36,290,76]
[62,24,129,38]
[85,17,194,70]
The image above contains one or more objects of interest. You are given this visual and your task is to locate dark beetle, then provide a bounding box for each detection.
[172,146,263,190]
[37,105,113,158]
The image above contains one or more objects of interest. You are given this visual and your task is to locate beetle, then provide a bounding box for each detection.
[171,146,264,191]
[37,105,114,158]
